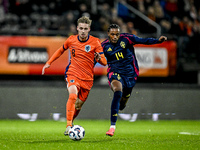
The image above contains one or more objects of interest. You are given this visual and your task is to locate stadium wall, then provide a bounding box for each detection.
[0,82,199,121]
[0,36,176,77]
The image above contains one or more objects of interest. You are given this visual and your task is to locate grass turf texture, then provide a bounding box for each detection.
[0,120,200,150]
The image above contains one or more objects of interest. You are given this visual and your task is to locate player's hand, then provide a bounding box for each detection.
[159,36,167,43]
[42,63,50,75]
[94,52,101,61]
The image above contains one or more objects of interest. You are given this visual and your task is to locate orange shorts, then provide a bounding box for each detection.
[65,75,93,102]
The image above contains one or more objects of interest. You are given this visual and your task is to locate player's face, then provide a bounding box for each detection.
[108,28,120,44]
[77,23,90,41]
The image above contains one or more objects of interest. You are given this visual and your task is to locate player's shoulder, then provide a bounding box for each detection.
[120,33,137,43]
[89,35,100,41]
[120,33,135,38]
[67,35,78,41]
[88,35,102,46]
[65,35,79,46]
[101,39,109,46]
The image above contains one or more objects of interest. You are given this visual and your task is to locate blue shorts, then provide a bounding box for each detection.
[107,72,137,97]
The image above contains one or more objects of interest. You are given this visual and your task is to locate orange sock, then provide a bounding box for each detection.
[67,120,73,127]
[66,93,77,127]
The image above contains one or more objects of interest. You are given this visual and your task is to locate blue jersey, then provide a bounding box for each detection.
[101,33,160,77]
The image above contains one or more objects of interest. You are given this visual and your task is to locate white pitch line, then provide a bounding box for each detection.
[179,132,199,135]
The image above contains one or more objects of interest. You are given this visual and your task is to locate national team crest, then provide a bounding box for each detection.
[85,45,91,52]
[70,79,75,83]
[120,41,126,48]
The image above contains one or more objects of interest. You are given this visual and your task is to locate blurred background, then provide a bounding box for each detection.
[0,0,200,121]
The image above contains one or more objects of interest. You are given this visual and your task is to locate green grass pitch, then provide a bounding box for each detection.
[0,120,200,150]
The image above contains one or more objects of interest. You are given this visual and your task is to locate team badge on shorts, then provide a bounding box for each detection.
[117,74,121,80]
[70,79,75,83]
[85,45,91,52]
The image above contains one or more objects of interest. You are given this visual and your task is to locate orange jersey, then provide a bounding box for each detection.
[47,35,107,81]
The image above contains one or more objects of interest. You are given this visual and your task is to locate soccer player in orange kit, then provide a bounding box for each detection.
[42,16,107,135]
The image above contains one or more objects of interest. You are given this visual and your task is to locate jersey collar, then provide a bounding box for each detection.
[77,35,90,42]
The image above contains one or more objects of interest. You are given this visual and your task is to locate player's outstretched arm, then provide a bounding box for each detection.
[94,52,107,66]
[42,63,50,75]
[158,36,167,43]
[41,47,65,75]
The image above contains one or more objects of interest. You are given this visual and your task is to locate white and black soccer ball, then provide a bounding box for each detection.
[68,125,85,141]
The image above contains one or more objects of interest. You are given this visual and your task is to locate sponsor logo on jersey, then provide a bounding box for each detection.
[85,45,91,52]
[107,47,112,51]
[120,41,125,48]
[8,47,48,64]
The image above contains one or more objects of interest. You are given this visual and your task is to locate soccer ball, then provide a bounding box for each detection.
[68,125,85,141]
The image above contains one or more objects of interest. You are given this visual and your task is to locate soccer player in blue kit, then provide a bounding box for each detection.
[102,24,167,136]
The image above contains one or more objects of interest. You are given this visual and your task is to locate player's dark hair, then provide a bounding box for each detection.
[107,24,120,32]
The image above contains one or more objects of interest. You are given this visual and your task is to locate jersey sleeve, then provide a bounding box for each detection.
[46,38,69,65]
[95,38,107,66]
[97,53,107,66]
[95,38,103,53]
[124,33,159,45]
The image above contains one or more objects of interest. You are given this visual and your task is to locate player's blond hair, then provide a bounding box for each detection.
[77,16,92,27]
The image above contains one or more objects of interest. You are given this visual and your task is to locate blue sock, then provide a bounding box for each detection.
[110,91,122,125]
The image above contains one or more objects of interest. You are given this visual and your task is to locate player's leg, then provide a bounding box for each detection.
[73,87,90,120]
[106,79,122,136]
[119,87,133,111]
[64,76,80,136]
[73,98,84,121]
[119,76,137,111]
[66,85,78,126]
[64,84,78,136]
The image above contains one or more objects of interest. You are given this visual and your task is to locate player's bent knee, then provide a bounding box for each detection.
[75,103,81,110]
[111,84,122,92]
[75,106,81,110]
[113,87,122,92]
[75,99,84,110]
